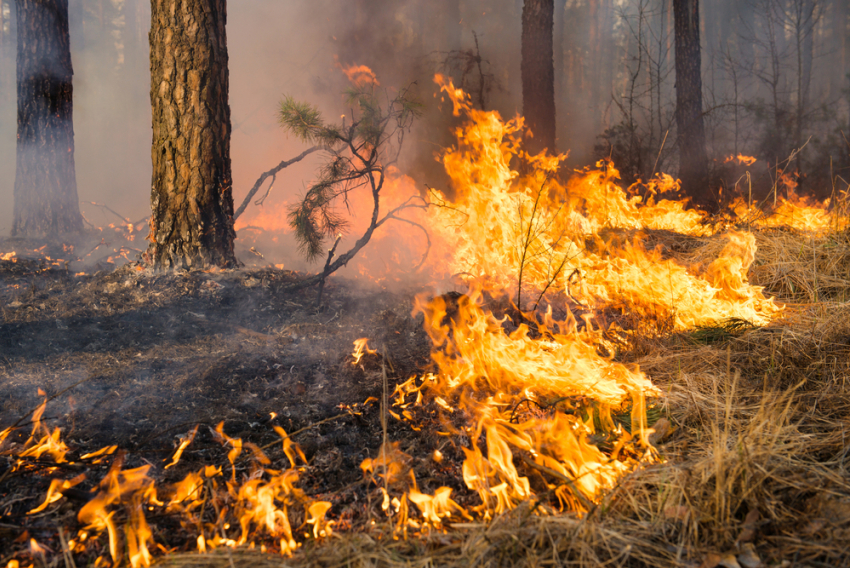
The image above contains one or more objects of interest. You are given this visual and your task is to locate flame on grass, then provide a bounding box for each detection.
[10,400,70,464]
[730,194,838,234]
[357,77,794,525]
[403,290,657,516]
[164,426,198,469]
[76,458,159,568]
[425,75,782,328]
[351,338,377,365]
[8,410,332,567]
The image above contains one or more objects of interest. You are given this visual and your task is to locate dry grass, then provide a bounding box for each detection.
[750,229,850,303]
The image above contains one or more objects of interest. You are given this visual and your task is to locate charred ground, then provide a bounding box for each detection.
[0,252,476,559]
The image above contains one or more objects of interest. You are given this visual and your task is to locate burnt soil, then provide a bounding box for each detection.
[0,256,468,559]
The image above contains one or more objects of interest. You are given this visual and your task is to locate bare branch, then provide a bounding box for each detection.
[233,146,321,220]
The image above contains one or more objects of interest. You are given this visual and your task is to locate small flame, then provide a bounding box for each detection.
[164,426,198,469]
[28,473,86,514]
[351,338,377,365]
[724,154,757,166]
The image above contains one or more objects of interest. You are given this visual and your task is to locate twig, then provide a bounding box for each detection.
[378,214,432,271]
[519,455,595,511]
[233,146,321,220]
[316,234,343,306]
[380,347,390,502]
[256,413,349,454]
[516,174,551,316]
[11,456,87,472]
[649,129,669,181]
[6,376,94,432]
[81,201,130,224]
[531,250,574,313]
[58,527,77,568]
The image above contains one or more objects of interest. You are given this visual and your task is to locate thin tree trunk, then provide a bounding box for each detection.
[656,0,668,148]
[554,0,566,144]
[12,0,83,237]
[673,0,710,209]
[147,0,237,269]
[522,0,556,156]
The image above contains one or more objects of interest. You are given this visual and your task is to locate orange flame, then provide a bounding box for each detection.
[340,63,380,87]
[164,426,198,469]
[724,154,757,166]
[351,338,377,365]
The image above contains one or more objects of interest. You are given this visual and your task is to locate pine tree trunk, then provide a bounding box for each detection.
[672,0,710,209]
[522,0,556,156]
[12,0,83,238]
[147,0,237,269]
[553,0,566,145]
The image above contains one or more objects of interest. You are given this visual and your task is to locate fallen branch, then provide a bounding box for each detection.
[233,146,321,220]
[81,201,130,224]
[520,455,595,511]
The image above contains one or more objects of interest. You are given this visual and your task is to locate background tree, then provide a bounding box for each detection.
[12,0,83,237]
[673,0,710,208]
[522,0,557,156]
[147,0,236,269]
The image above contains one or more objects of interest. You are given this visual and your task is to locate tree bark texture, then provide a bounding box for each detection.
[521,0,556,156]
[12,0,83,237]
[148,0,236,269]
[672,0,710,209]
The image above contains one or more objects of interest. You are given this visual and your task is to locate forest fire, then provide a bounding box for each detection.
[0,0,848,565]
[3,75,844,568]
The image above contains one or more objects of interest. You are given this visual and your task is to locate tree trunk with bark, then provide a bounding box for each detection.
[147,0,237,269]
[672,0,710,209]
[12,0,83,237]
[522,0,556,156]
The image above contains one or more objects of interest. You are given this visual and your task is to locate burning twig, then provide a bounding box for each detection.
[515,172,572,318]
[255,413,350,455]
[4,376,94,433]
[518,456,594,512]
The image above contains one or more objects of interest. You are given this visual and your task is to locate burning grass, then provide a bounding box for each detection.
[3,78,850,567]
[2,222,850,568]
[151,225,850,568]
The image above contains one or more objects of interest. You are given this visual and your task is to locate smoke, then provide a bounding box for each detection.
[0,0,527,273]
[0,1,515,251]
[2,1,845,245]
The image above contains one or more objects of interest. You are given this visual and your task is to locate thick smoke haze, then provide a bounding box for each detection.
[0,0,848,244]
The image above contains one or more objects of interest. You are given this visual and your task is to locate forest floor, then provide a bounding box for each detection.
[1,224,850,568]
